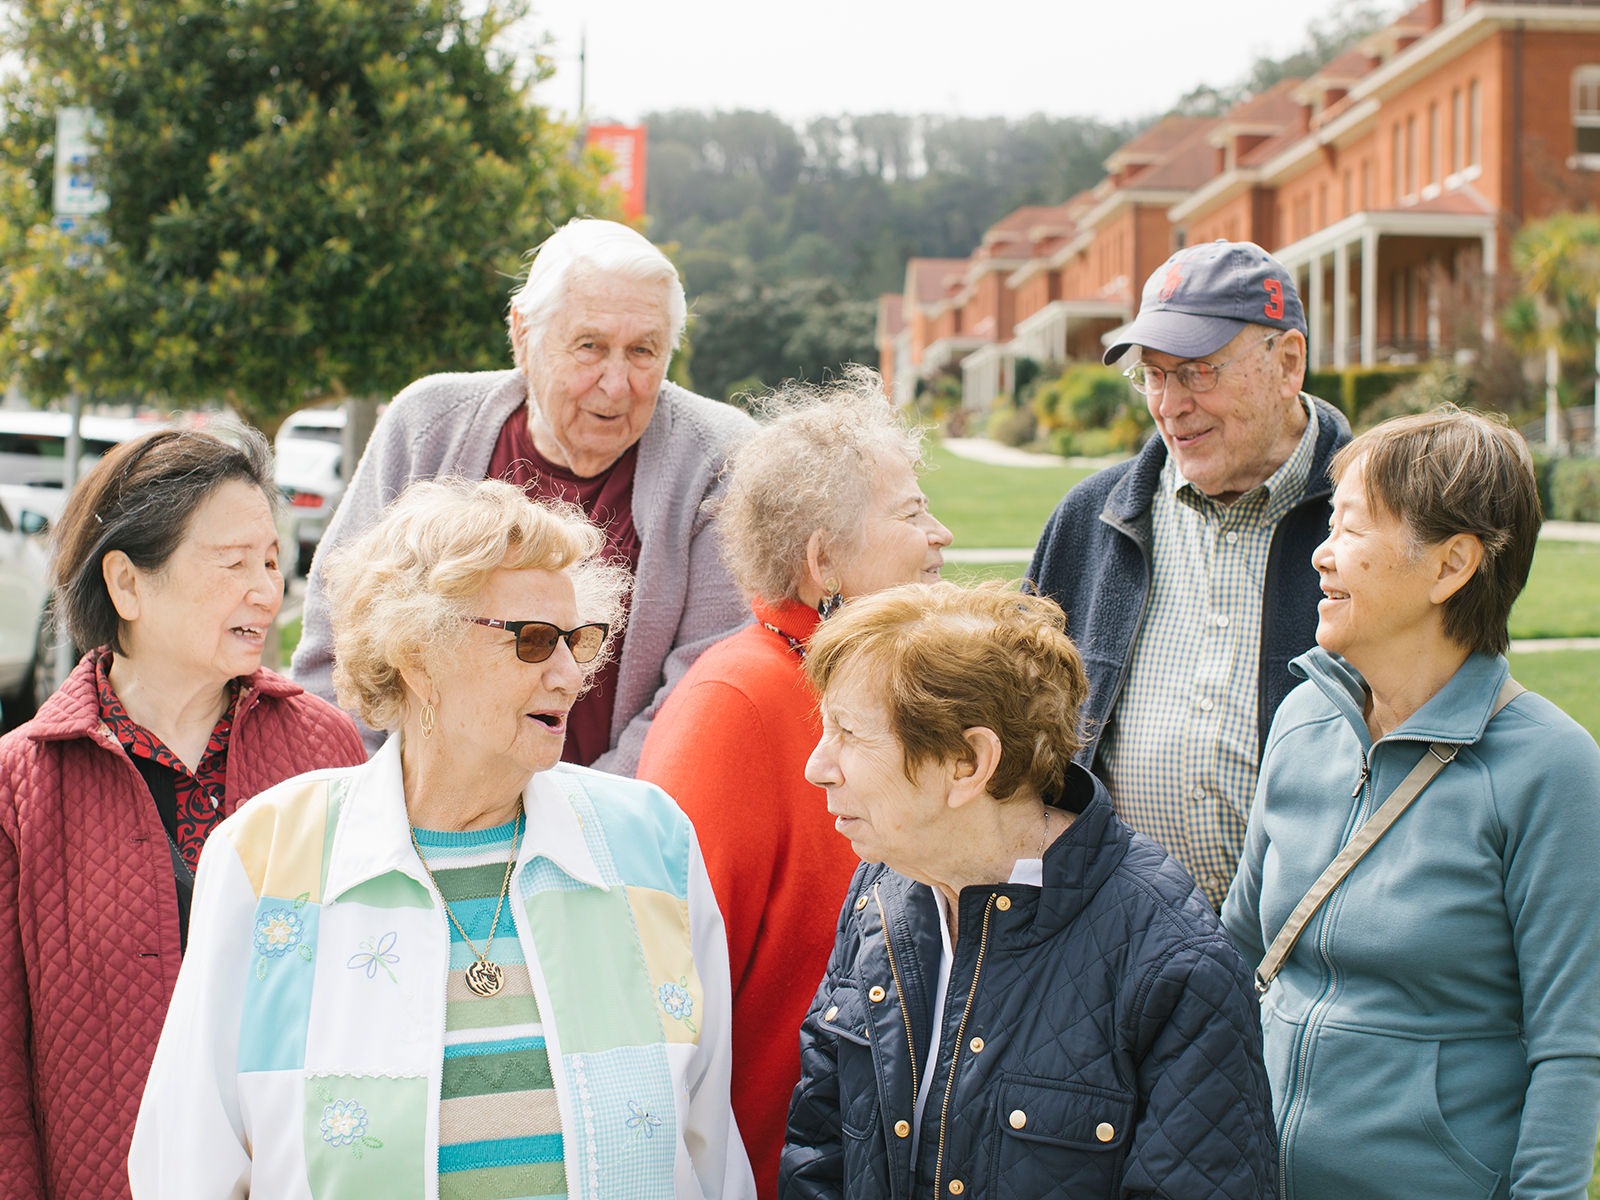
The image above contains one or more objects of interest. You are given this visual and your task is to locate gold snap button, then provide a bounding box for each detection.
[995,895,1011,911]
[868,985,886,1002]
[969,1036,984,1053]
[855,895,869,911]
[1008,1108,1027,1130]
[823,1006,839,1022]
[894,1119,910,1138]
[949,1181,964,1195]
[1095,1121,1115,1142]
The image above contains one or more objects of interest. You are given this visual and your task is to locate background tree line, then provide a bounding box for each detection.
[640,2,1394,402]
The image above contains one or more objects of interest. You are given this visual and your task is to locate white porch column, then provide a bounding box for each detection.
[1361,228,1380,367]
[1307,253,1325,369]
[1333,240,1351,368]
[1480,227,1498,346]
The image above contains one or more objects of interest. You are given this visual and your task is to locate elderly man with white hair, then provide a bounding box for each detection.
[292,218,755,772]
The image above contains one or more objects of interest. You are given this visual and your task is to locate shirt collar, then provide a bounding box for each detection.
[324,733,610,902]
[1168,395,1320,521]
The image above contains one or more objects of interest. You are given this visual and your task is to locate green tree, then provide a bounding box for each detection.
[1504,211,1600,452]
[689,278,877,403]
[0,0,612,430]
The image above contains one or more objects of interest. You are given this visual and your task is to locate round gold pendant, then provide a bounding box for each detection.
[464,959,504,997]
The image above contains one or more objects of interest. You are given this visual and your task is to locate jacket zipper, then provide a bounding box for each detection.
[1277,752,1370,1196]
[875,884,920,1101]
[933,894,995,1200]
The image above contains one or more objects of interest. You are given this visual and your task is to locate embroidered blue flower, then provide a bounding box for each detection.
[347,931,400,983]
[626,1098,663,1139]
[319,1098,369,1146]
[254,909,304,958]
[657,979,693,1021]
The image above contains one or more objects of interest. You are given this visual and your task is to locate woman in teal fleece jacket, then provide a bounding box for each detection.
[1223,407,1600,1200]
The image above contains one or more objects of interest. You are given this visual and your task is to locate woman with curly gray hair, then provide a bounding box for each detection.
[132,478,755,1200]
[637,367,952,1199]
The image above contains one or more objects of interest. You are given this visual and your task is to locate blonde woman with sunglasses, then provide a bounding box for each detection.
[131,478,755,1200]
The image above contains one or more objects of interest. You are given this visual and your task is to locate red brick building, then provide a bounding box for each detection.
[880,0,1600,404]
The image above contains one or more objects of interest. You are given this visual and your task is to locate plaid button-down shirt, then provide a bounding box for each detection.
[1099,399,1319,908]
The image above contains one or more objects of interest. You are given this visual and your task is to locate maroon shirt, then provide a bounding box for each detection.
[487,407,640,766]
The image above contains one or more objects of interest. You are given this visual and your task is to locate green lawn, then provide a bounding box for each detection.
[279,615,302,667]
[921,444,1095,549]
[1508,541,1600,640]
[924,444,1600,741]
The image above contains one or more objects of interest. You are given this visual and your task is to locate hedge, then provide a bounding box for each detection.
[1550,458,1600,523]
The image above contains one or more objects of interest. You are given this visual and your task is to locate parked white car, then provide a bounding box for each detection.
[0,410,164,533]
[0,409,169,725]
[0,490,54,728]
[274,406,347,577]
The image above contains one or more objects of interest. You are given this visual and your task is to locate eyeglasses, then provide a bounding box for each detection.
[464,617,610,664]
[1122,333,1279,395]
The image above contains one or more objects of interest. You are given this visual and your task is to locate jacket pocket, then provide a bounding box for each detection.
[817,983,880,1142]
[987,1077,1133,1198]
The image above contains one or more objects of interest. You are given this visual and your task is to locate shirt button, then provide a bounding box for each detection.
[855,895,869,911]
[894,1119,911,1138]
[1096,1122,1116,1142]
[1191,786,1205,801]
[1215,613,1230,627]
[949,1181,965,1195]
[1225,531,1239,545]
[1008,1109,1027,1130]
[969,1037,984,1053]
[1205,875,1226,895]
[869,985,886,1002]
[995,896,1012,911]
[1197,697,1214,712]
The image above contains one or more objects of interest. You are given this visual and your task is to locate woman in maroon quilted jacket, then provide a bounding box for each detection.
[0,425,367,1200]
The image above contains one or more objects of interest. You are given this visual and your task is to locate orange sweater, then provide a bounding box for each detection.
[637,599,859,1200]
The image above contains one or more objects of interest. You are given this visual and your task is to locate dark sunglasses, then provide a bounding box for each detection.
[464,617,610,664]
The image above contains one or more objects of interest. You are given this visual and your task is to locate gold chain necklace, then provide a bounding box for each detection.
[409,807,523,997]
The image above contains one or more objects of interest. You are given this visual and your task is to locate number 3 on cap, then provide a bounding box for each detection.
[1263,279,1284,321]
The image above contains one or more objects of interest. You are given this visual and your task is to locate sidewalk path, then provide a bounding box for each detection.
[941,438,1120,470]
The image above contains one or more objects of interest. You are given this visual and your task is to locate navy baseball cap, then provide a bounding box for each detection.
[1102,240,1306,366]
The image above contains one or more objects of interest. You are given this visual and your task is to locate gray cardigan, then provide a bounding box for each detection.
[289,369,756,774]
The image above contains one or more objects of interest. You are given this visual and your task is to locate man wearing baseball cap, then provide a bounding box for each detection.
[1028,240,1351,908]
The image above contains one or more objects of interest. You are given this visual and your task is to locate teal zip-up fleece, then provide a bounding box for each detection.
[1224,648,1600,1200]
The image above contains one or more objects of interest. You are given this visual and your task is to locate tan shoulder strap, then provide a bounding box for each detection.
[1253,676,1524,995]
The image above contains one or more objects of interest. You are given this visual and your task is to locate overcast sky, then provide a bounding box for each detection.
[530,0,1378,126]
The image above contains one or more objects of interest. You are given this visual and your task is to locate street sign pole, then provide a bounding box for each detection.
[51,107,109,687]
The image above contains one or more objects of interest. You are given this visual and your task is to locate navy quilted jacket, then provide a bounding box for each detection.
[781,765,1276,1200]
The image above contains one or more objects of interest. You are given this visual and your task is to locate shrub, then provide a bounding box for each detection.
[1055,426,1127,458]
[1031,362,1133,433]
[1349,366,1424,422]
[986,405,1038,447]
[1528,447,1557,518]
[1550,458,1600,523]
[1304,370,1347,413]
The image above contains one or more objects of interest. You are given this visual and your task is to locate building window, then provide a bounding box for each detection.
[1361,158,1372,208]
[1342,169,1353,217]
[1428,101,1440,185]
[1391,125,1402,204]
[1405,114,1416,197]
[1575,66,1600,166]
[1452,87,1463,174]
[1469,79,1482,167]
